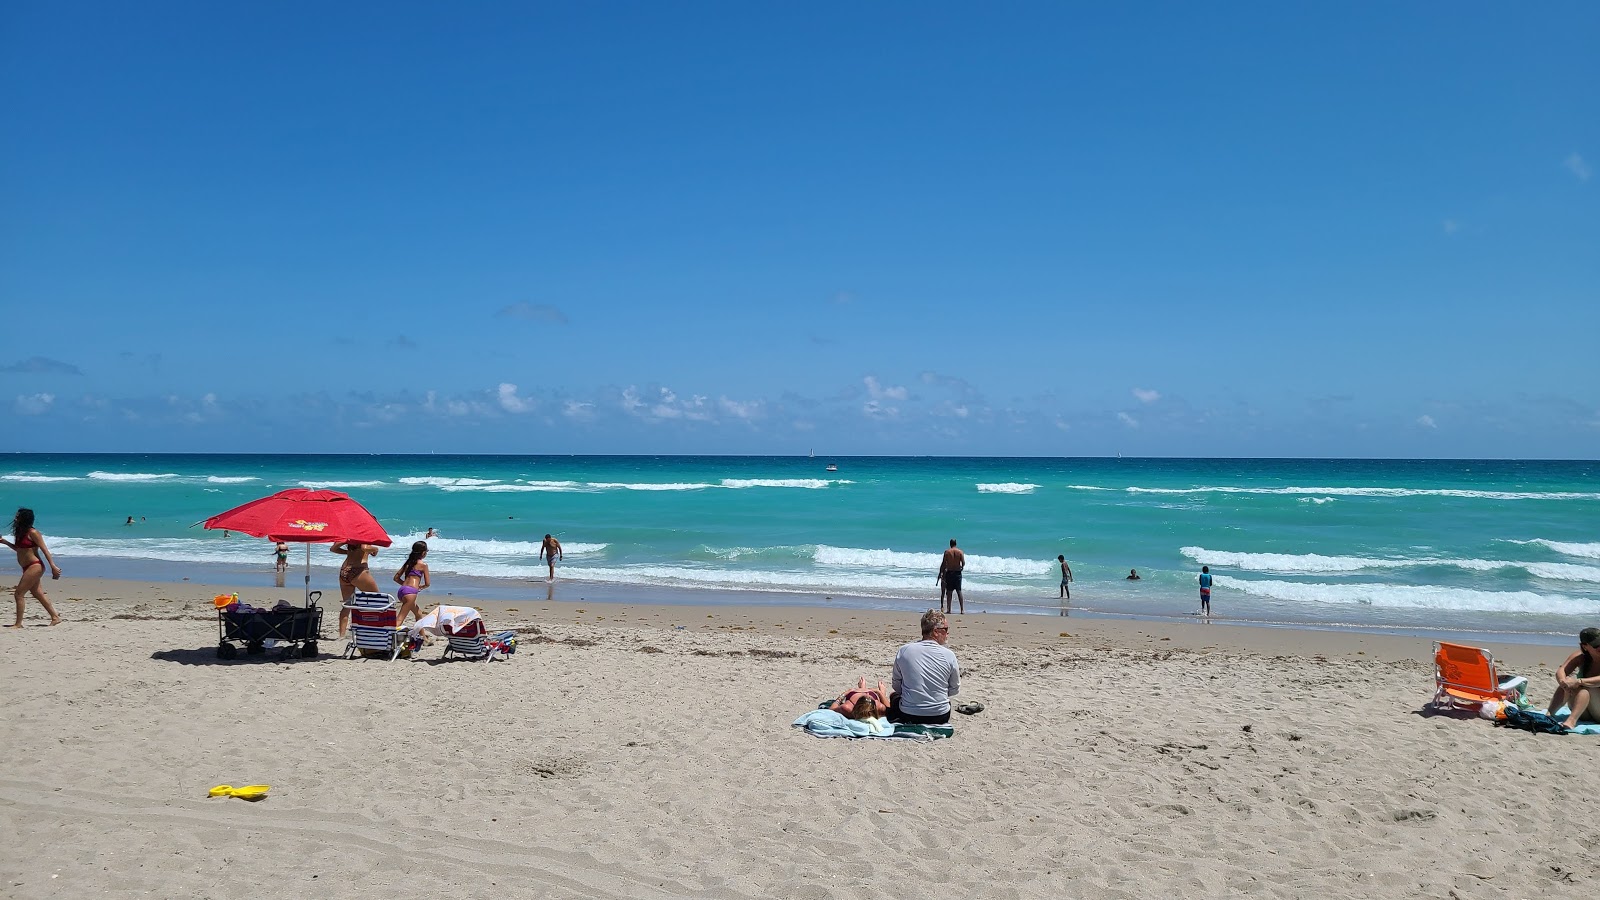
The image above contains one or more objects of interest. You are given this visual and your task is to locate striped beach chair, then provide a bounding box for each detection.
[343,592,408,661]
[441,617,491,662]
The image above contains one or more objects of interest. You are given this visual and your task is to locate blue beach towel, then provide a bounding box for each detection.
[1551,707,1600,735]
[791,708,953,741]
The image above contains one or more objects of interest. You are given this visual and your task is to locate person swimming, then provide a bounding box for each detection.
[1126,569,1141,580]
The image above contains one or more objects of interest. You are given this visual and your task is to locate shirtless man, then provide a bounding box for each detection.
[938,538,965,614]
[539,533,563,581]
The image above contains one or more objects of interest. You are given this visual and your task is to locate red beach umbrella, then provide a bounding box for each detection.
[203,488,392,547]
[202,489,392,603]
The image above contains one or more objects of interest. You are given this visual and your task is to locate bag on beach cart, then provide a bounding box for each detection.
[216,591,323,660]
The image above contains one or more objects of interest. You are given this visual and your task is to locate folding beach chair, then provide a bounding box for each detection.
[343,592,408,661]
[441,617,491,662]
[1432,641,1528,712]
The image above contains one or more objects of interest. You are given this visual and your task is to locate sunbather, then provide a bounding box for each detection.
[1549,627,1600,729]
[830,676,891,719]
[829,676,893,735]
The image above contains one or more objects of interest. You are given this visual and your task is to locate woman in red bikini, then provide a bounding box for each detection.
[392,541,431,625]
[3,507,62,627]
[331,540,380,637]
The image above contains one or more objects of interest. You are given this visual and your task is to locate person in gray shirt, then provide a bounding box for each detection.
[889,609,960,724]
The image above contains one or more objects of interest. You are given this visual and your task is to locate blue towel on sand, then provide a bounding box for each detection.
[1552,707,1600,735]
[791,709,952,741]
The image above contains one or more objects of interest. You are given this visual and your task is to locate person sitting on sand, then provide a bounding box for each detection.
[1549,627,1600,729]
[3,507,62,628]
[888,610,960,725]
[1126,569,1140,580]
[331,540,380,638]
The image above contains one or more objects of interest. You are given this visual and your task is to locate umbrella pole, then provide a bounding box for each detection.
[304,544,312,606]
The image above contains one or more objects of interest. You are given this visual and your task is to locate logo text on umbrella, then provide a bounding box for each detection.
[289,519,329,532]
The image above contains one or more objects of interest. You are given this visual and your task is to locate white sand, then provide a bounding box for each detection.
[0,577,1593,898]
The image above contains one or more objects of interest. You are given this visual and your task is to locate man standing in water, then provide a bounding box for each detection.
[539,533,563,581]
[1198,565,1213,619]
[1057,554,1073,615]
[938,538,966,615]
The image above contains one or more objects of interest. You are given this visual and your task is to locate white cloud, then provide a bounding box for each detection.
[15,392,54,415]
[562,400,595,420]
[497,383,533,413]
[1566,152,1592,182]
[1117,411,1139,428]
[1132,388,1161,404]
[1054,418,1071,431]
[1417,414,1437,429]
[718,397,761,420]
[864,376,908,401]
[862,399,899,419]
[621,386,714,422]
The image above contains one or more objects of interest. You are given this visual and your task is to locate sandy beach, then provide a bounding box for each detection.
[1,576,1595,899]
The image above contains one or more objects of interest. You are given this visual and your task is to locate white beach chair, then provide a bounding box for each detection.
[441,618,491,662]
[343,592,408,661]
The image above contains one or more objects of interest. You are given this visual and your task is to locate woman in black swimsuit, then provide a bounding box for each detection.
[3,507,62,627]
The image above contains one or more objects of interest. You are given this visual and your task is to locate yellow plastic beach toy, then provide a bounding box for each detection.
[212,593,239,609]
[208,784,270,801]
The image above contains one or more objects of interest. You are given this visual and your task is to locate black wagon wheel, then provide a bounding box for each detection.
[217,642,238,660]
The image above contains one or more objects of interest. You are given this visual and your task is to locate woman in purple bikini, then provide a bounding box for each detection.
[392,541,431,625]
[3,507,63,628]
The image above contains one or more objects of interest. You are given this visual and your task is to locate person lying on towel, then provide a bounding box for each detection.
[829,676,892,735]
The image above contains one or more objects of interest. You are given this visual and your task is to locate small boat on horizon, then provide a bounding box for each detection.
[825,463,838,472]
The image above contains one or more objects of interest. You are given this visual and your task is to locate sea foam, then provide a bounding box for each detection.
[88,471,180,482]
[814,545,1049,576]
[1506,539,1600,561]
[1213,575,1597,616]
[721,478,846,489]
[1182,546,1600,583]
[976,483,1038,494]
[1125,485,1600,501]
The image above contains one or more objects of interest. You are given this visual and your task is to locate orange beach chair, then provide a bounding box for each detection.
[1431,641,1527,711]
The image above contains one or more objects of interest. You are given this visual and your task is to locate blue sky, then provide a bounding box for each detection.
[2,3,1595,457]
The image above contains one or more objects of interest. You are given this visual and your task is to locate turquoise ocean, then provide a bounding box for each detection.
[4,454,1597,643]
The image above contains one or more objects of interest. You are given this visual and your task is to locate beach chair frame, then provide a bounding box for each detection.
[441,618,492,662]
[343,592,408,661]
[1432,641,1527,711]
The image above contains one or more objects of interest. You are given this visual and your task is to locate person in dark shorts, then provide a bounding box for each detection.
[938,538,965,614]
[1199,565,1213,618]
[888,609,960,725]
